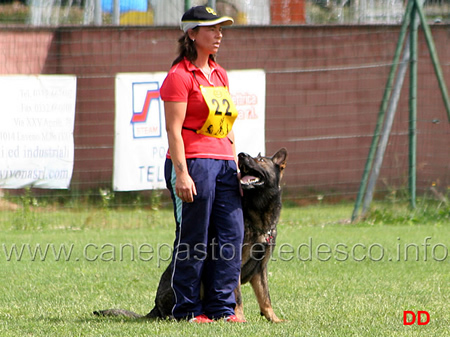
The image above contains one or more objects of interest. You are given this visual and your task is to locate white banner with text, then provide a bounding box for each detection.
[0,75,77,189]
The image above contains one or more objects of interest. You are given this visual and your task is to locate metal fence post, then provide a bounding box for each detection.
[409,2,418,209]
[351,0,415,221]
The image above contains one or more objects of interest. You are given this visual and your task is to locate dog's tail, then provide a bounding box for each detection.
[93,309,144,319]
[93,305,164,320]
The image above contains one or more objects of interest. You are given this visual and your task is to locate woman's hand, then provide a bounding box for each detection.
[175,171,197,203]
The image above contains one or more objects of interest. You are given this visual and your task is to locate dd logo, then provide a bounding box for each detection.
[403,311,430,325]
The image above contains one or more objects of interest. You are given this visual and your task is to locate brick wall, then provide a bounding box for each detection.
[1,25,449,198]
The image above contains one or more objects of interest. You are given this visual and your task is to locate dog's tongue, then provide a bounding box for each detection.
[240,175,259,184]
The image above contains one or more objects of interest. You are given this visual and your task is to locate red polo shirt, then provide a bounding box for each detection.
[160,58,234,160]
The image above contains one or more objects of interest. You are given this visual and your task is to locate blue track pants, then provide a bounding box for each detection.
[165,158,244,320]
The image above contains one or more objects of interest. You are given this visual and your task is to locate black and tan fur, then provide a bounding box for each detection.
[94,148,287,322]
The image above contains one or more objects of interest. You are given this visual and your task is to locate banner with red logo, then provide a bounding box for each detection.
[113,70,266,191]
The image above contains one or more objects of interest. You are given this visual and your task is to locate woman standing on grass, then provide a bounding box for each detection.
[160,6,245,323]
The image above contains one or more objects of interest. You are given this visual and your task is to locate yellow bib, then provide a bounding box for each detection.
[197,85,238,138]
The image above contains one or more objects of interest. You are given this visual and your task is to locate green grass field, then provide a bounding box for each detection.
[0,202,448,336]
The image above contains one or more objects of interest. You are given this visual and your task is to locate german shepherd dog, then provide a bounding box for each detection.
[94,148,287,323]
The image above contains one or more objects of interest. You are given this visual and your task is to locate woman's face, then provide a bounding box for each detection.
[190,25,223,56]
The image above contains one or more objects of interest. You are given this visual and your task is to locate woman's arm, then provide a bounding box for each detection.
[164,101,197,203]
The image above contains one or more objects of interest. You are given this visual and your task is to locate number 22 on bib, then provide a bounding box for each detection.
[197,85,238,138]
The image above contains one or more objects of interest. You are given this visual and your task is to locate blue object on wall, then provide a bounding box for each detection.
[102,0,148,13]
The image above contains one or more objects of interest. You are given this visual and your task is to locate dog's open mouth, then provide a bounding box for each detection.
[240,168,265,188]
[240,174,263,187]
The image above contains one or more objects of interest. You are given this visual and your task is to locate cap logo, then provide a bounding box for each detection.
[205,7,217,15]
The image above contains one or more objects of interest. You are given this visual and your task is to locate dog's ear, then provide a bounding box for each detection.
[272,148,287,172]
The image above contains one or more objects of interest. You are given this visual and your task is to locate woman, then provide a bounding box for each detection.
[160,6,244,323]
